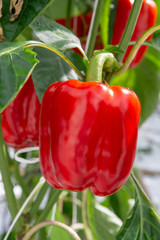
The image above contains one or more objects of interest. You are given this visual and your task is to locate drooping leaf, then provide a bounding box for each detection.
[1,0,53,41]
[0,42,38,113]
[116,175,160,240]
[30,15,87,58]
[32,47,86,102]
[87,191,122,240]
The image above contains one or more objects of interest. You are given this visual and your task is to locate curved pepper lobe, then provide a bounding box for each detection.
[40,80,141,196]
[1,76,41,149]
[90,86,141,196]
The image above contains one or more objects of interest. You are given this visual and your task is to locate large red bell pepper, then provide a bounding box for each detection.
[40,80,141,196]
[111,0,158,68]
[1,76,41,149]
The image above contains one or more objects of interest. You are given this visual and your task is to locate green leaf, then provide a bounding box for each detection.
[87,191,122,240]
[30,15,86,57]
[1,0,53,41]
[104,44,123,53]
[32,47,86,102]
[0,42,38,113]
[142,34,160,52]
[111,48,160,124]
[116,175,160,240]
[106,182,135,221]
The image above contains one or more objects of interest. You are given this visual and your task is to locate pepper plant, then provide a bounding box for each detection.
[0,0,160,239]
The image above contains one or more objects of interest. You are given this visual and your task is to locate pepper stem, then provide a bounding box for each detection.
[86,51,120,83]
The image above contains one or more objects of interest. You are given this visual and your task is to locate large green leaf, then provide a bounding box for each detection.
[111,48,160,124]
[32,47,86,102]
[87,191,122,240]
[1,0,53,42]
[30,15,86,56]
[116,175,160,240]
[0,42,38,113]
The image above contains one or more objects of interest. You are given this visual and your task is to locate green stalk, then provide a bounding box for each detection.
[115,25,160,76]
[85,0,105,59]
[36,188,61,224]
[82,190,93,240]
[0,116,22,231]
[66,0,72,29]
[4,177,46,240]
[115,0,143,63]
[30,181,49,218]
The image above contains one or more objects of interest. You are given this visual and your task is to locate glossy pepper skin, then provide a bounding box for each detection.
[111,0,157,68]
[1,76,41,149]
[40,80,141,196]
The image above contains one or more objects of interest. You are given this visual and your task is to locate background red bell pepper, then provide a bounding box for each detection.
[111,0,158,68]
[1,76,41,149]
[40,80,141,196]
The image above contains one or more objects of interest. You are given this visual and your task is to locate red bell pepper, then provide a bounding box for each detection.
[1,76,41,149]
[40,80,141,196]
[111,0,158,68]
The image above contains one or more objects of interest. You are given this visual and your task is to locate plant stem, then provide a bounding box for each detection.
[66,0,72,29]
[30,181,49,218]
[0,116,22,231]
[85,0,104,59]
[115,25,160,76]
[24,41,87,79]
[36,188,61,224]
[82,190,93,240]
[115,0,143,63]
[72,192,78,225]
[4,177,45,240]
[22,221,81,240]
